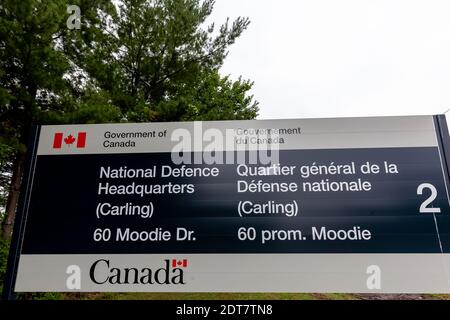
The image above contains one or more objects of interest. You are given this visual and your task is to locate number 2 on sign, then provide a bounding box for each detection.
[417,183,441,214]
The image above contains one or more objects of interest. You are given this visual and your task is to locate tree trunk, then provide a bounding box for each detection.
[1,152,27,241]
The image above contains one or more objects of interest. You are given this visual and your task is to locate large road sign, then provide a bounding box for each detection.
[4,115,450,295]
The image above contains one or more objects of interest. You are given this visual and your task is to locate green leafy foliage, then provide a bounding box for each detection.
[156,72,258,121]
[0,143,15,224]
[68,0,258,122]
[0,240,9,295]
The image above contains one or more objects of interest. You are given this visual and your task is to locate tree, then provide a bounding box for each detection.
[0,0,70,239]
[67,0,257,121]
[0,0,258,239]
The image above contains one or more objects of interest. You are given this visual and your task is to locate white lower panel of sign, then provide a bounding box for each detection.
[15,254,450,293]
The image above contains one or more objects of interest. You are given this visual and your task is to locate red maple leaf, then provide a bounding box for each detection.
[64,134,76,145]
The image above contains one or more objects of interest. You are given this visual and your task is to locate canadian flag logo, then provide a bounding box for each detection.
[53,132,86,149]
[172,259,188,268]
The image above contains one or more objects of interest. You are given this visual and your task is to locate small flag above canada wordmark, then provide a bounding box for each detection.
[172,259,188,268]
[53,132,86,149]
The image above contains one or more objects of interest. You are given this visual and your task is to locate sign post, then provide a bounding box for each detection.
[4,115,450,296]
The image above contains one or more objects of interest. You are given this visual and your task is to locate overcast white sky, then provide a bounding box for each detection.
[209,0,450,120]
